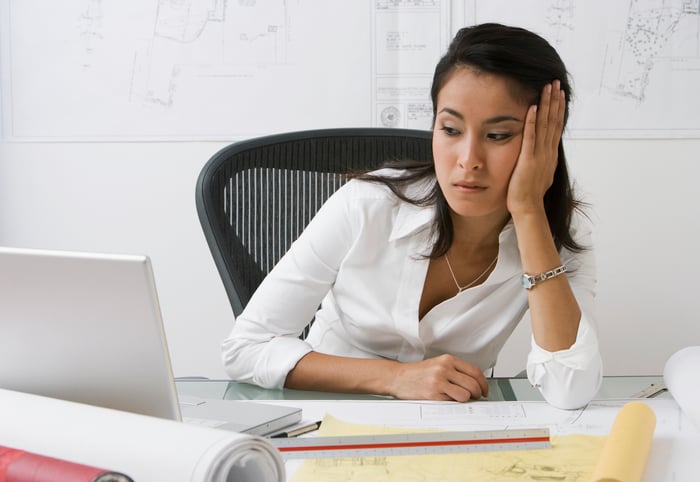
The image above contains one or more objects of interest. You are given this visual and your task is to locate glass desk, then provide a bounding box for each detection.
[176,376,668,402]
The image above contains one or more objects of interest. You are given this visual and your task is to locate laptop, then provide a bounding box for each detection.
[0,246,301,436]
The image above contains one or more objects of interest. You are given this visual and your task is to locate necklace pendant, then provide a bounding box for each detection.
[444,253,499,295]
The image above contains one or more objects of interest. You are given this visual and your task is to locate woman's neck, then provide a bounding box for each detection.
[449,211,510,256]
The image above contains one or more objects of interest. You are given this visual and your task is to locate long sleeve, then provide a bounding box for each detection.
[525,215,603,409]
[221,181,359,388]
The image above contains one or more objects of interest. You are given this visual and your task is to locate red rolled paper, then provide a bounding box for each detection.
[0,445,132,482]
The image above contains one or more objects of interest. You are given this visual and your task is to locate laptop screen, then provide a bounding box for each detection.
[0,247,181,420]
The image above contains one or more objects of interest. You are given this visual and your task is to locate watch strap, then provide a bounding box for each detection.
[521,265,567,290]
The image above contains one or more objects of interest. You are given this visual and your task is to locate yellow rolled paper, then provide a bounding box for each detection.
[591,401,656,482]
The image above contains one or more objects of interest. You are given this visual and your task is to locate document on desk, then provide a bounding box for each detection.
[280,397,697,482]
[291,414,605,481]
[0,388,284,482]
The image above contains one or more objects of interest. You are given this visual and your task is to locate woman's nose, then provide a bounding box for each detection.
[457,136,483,170]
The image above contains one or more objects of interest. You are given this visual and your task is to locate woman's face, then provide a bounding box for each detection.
[432,67,530,223]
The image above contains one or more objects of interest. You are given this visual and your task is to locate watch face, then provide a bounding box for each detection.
[521,274,535,290]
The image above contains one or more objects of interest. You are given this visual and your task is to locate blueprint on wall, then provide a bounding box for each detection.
[1,0,698,140]
[458,0,700,138]
[0,0,448,141]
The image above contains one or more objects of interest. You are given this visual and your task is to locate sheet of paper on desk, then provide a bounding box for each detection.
[292,402,680,482]
[291,414,607,482]
[280,398,680,435]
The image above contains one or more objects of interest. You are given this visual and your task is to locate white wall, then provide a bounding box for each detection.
[2,137,699,378]
[495,138,700,376]
[0,141,232,378]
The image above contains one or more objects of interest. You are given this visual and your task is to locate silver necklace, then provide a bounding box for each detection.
[444,253,498,293]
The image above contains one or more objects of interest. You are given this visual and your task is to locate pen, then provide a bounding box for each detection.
[271,420,322,438]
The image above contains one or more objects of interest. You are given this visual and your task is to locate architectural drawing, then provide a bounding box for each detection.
[77,0,104,69]
[2,0,699,139]
[129,0,291,107]
[461,0,700,137]
[288,399,686,482]
[371,0,449,130]
[544,0,575,45]
[290,414,605,482]
[601,0,694,102]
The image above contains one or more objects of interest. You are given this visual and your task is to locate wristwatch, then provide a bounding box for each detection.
[521,265,567,290]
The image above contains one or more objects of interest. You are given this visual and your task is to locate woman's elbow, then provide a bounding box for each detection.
[535,362,603,409]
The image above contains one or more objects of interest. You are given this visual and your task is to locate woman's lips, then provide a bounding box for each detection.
[453,181,486,192]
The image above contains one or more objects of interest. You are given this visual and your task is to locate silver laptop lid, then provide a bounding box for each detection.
[0,246,181,421]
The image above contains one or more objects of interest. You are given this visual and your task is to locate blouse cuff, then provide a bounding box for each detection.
[253,336,314,389]
[526,314,602,409]
[528,314,599,369]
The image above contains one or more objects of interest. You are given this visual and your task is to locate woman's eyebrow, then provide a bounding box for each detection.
[437,108,523,125]
[437,107,463,119]
[484,115,523,124]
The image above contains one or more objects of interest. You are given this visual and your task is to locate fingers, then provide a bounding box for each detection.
[555,87,566,148]
[440,355,490,402]
[445,371,487,402]
[393,355,490,402]
[535,83,552,152]
[520,104,538,159]
[535,80,565,151]
[451,358,490,399]
[546,81,565,149]
[520,80,565,164]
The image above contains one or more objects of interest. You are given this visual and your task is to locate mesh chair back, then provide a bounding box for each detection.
[196,128,433,318]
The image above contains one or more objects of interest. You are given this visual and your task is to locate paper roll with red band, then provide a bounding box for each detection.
[0,446,132,482]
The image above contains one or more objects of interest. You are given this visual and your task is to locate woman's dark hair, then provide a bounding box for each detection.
[356,22,585,257]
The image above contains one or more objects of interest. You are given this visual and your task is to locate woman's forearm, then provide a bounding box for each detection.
[284,351,400,395]
[512,208,581,351]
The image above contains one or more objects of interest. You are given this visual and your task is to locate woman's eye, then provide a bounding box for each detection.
[487,132,511,141]
[440,126,460,136]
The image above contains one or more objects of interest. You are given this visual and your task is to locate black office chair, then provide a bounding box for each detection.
[195,128,433,330]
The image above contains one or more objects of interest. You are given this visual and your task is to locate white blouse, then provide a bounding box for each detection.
[222,173,602,409]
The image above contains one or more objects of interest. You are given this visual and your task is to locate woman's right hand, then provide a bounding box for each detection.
[388,354,489,402]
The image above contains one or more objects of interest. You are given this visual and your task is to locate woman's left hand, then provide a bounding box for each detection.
[507,80,566,217]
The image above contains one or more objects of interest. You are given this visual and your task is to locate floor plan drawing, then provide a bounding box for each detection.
[461,0,700,138]
[2,0,698,140]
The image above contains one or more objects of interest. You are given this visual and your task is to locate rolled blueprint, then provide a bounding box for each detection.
[664,345,700,431]
[0,445,133,482]
[590,401,656,482]
[0,388,284,482]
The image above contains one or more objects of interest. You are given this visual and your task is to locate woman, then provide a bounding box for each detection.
[222,23,602,409]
